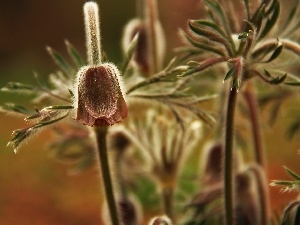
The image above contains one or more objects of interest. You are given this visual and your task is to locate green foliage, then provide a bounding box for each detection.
[8,113,69,152]
[0,0,300,224]
[47,46,73,76]
[0,103,35,115]
[259,0,280,39]
[65,40,85,68]
[264,44,283,63]
[271,167,300,192]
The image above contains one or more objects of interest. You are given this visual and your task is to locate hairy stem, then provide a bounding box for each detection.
[244,82,270,225]
[146,0,159,73]
[162,187,174,222]
[224,87,238,225]
[136,0,144,19]
[243,82,265,167]
[94,127,120,225]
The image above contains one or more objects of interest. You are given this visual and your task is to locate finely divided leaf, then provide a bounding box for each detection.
[8,113,69,152]
[179,29,225,56]
[191,20,227,38]
[179,57,226,77]
[45,105,74,110]
[224,66,236,81]
[65,40,85,68]
[265,44,283,62]
[269,73,287,85]
[259,1,280,39]
[284,82,300,86]
[264,69,272,77]
[47,46,73,77]
[0,103,35,115]
[249,3,266,33]
[284,166,300,180]
[188,20,233,56]
[203,0,232,38]
[1,82,37,93]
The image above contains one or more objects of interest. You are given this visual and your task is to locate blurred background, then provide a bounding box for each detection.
[0,0,299,224]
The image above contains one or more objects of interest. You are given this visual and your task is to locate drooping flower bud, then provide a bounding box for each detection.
[74,63,128,126]
[118,195,143,225]
[73,2,128,127]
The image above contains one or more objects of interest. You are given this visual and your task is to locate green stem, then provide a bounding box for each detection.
[94,127,120,225]
[224,87,238,225]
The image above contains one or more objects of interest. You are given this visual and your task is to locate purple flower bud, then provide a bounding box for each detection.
[74,63,128,126]
[201,143,223,185]
[122,19,151,75]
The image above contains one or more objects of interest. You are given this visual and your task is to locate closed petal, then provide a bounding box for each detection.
[83,66,118,118]
[74,64,128,127]
[76,77,97,126]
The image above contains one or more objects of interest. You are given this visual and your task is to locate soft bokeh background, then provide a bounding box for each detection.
[0,0,299,224]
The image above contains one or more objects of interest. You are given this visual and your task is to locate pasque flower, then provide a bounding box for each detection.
[74,64,128,126]
[73,2,128,127]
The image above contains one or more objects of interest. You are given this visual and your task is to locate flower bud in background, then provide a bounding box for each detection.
[119,199,137,225]
[145,0,166,74]
[74,63,128,126]
[200,142,223,185]
[122,19,150,75]
[280,200,300,225]
[110,130,131,153]
[122,0,166,77]
[148,215,172,225]
[235,171,260,225]
[200,142,245,185]
[118,194,143,225]
[101,194,143,225]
